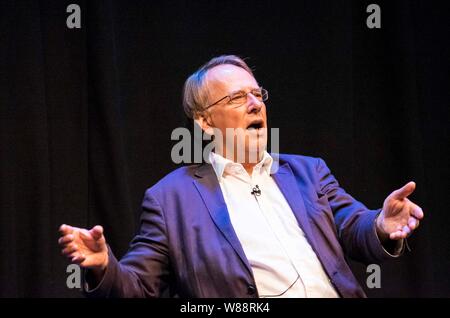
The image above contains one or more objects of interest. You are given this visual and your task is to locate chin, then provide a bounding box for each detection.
[245,143,267,163]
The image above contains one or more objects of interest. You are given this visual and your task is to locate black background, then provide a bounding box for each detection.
[0,0,449,297]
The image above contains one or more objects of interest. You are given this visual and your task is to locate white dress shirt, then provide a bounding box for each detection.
[209,151,339,298]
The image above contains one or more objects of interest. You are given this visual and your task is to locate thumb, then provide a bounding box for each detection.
[391,181,416,200]
[89,225,104,241]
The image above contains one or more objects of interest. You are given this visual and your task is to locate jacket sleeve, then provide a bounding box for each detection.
[316,158,404,264]
[83,189,171,298]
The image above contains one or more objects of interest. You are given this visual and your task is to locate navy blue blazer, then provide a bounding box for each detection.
[85,154,400,298]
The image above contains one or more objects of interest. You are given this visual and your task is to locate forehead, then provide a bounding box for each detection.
[205,64,258,94]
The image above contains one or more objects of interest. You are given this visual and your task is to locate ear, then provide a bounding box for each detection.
[194,113,215,136]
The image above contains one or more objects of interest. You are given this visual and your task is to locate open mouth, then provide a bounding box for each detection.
[246,120,264,130]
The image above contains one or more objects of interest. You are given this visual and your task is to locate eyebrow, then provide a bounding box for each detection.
[229,87,260,95]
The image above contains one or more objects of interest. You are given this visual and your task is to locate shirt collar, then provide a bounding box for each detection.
[209,151,274,181]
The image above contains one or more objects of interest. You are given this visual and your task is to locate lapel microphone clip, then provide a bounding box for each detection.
[251,185,261,196]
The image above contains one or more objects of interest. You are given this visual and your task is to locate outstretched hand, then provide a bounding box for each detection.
[376,181,424,241]
[58,224,109,269]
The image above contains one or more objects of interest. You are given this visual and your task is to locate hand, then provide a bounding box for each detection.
[376,181,424,241]
[58,224,109,270]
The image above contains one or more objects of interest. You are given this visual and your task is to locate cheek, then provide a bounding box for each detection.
[213,109,245,129]
[262,105,268,118]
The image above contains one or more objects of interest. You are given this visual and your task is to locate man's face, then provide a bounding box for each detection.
[197,64,268,163]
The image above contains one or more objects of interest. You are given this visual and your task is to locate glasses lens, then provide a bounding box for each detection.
[251,89,263,100]
[227,88,268,105]
[229,92,248,104]
[260,88,268,101]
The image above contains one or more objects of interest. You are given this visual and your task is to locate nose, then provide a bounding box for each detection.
[246,93,263,113]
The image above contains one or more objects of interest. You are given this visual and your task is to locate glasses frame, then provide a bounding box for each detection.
[204,87,268,110]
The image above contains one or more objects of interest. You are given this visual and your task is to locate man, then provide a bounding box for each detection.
[58,55,424,297]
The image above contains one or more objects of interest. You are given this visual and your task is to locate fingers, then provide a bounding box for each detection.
[60,242,86,265]
[79,228,91,239]
[61,241,81,262]
[71,254,86,265]
[89,225,104,240]
[411,204,424,220]
[408,216,421,230]
[406,203,423,231]
[62,243,78,256]
[389,230,407,240]
[58,225,81,261]
[59,224,74,235]
[58,224,107,268]
[391,181,416,200]
[389,221,421,240]
[58,234,74,246]
[402,225,411,235]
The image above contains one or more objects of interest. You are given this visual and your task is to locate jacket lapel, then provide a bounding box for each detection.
[193,164,253,277]
[271,163,319,252]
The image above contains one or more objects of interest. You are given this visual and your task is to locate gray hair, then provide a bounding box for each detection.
[182,55,254,119]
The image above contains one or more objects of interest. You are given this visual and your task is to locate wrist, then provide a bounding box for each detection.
[100,250,109,270]
[376,212,390,242]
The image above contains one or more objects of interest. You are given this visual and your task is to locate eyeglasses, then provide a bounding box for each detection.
[205,87,268,110]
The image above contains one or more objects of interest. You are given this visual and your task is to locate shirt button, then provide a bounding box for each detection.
[247,284,256,295]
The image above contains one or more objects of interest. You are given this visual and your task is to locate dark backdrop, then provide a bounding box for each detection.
[1,0,449,297]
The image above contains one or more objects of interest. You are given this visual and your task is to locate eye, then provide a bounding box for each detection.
[229,92,247,104]
[252,91,263,98]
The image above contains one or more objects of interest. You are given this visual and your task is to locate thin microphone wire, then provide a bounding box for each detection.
[251,183,308,298]
[259,273,301,298]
